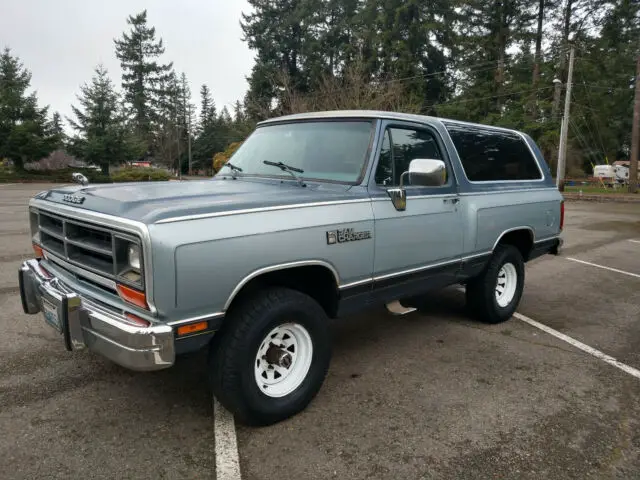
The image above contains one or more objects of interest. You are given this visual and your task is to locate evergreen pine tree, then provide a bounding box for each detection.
[67,65,135,174]
[199,84,216,131]
[219,106,232,124]
[0,48,56,169]
[114,10,173,142]
[50,111,66,149]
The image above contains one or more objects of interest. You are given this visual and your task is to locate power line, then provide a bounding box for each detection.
[571,104,603,151]
[274,61,550,108]
[569,118,598,167]
[431,85,555,109]
[568,119,589,148]
[576,113,601,154]
[571,114,601,157]
[577,73,609,158]
[570,101,607,113]
[573,55,638,69]
[578,83,635,92]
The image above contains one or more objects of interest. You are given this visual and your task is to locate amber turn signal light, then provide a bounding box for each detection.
[33,244,44,258]
[177,321,208,336]
[116,283,148,310]
[125,313,151,328]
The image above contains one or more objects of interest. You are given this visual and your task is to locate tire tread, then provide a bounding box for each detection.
[466,244,524,324]
[210,287,330,426]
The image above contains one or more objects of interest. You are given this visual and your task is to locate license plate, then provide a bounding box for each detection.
[42,298,62,333]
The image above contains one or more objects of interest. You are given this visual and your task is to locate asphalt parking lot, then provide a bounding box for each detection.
[1,183,639,480]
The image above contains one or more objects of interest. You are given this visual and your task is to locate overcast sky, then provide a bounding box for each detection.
[0,0,255,130]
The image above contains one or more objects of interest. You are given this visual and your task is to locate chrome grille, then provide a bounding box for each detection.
[34,209,143,289]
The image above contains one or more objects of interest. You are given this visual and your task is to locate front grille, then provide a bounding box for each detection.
[34,209,143,289]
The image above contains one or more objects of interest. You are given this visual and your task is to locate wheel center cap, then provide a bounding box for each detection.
[265,344,293,369]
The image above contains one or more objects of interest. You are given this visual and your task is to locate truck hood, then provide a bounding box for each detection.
[33,178,361,224]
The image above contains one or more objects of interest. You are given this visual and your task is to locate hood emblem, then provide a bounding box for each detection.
[63,194,85,205]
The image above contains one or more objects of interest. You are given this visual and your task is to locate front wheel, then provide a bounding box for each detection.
[209,287,331,426]
[466,244,525,324]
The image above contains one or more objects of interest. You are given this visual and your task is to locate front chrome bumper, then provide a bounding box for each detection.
[19,259,175,371]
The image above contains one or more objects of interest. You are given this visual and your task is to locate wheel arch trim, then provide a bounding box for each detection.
[223,260,341,311]
[492,226,535,252]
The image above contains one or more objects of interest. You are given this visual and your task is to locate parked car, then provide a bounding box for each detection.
[19,110,563,425]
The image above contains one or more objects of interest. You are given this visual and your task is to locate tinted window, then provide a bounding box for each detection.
[375,127,443,186]
[223,121,373,183]
[444,123,542,182]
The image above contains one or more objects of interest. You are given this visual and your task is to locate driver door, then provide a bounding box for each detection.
[369,120,464,301]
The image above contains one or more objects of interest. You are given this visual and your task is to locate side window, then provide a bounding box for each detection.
[375,127,443,186]
[445,123,542,181]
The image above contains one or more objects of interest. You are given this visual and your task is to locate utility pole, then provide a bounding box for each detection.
[177,123,182,181]
[630,51,640,194]
[188,103,193,176]
[552,0,573,121]
[556,38,576,192]
[176,105,181,181]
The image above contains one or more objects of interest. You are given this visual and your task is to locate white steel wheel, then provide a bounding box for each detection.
[495,262,518,307]
[254,323,313,398]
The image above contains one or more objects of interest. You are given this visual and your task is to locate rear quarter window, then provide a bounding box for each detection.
[444,123,542,182]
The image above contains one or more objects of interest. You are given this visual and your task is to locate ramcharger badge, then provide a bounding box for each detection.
[326,228,372,245]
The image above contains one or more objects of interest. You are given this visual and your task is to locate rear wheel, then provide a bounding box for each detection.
[466,244,525,324]
[209,287,331,426]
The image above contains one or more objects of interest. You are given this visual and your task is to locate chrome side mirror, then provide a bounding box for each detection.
[404,159,447,187]
[386,159,447,211]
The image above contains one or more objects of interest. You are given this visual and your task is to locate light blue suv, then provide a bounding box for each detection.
[19,110,563,425]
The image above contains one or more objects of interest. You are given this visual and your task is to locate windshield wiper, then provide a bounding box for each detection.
[221,162,243,179]
[263,160,306,187]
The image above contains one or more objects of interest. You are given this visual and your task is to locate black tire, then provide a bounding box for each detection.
[466,244,525,324]
[209,287,331,426]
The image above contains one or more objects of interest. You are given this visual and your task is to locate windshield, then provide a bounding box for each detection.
[221,120,374,184]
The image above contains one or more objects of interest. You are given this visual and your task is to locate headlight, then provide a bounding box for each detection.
[128,244,141,271]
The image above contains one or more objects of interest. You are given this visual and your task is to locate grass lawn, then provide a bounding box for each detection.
[563,185,637,195]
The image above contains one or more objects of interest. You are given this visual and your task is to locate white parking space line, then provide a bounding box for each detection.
[514,313,640,380]
[214,397,242,480]
[629,240,640,244]
[566,257,640,279]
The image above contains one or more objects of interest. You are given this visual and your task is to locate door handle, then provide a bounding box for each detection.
[443,198,460,204]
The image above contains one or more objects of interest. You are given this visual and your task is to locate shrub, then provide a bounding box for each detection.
[213,141,242,173]
[111,167,171,182]
[0,167,110,183]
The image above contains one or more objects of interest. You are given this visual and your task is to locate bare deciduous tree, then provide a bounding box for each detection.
[250,60,421,118]
[25,149,76,170]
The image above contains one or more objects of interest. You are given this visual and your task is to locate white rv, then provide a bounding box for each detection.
[593,164,629,185]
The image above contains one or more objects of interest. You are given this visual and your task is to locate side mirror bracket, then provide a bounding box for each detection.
[387,187,407,211]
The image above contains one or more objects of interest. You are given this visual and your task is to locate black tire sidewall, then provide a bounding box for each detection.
[468,245,525,324]
[219,288,331,424]
[486,245,525,321]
